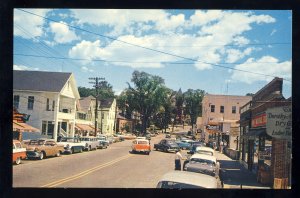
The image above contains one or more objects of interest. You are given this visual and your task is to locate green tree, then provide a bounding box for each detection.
[183,89,206,130]
[126,71,167,134]
[78,81,115,100]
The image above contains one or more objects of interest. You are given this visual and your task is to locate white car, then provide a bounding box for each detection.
[136,137,146,140]
[59,137,85,154]
[183,153,219,177]
[80,137,98,151]
[195,147,215,156]
[156,171,219,188]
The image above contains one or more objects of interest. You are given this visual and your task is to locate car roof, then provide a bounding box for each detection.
[158,171,217,188]
[196,147,215,152]
[190,153,217,163]
[136,137,146,139]
[134,139,149,143]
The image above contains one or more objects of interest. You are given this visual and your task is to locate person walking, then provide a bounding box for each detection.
[175,149,184,170]
[219,140,224,153]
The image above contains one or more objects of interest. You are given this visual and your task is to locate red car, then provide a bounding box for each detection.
[13,140,27,165]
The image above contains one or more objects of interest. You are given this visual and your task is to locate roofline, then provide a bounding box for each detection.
[13,89,60,94]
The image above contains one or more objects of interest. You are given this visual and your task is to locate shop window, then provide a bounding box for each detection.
[220,106,224,113]
[42,121,47,135]
[13,95,20,109]
[232,106,236,114]
[28,96,34,110]
[211,105,215,113]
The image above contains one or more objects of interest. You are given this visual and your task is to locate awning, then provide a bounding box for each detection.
[75,123,95,132]
[242,128,271,139]
[13,121,39,132]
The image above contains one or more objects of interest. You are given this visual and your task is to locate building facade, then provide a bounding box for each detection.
[239,77,291,187]
[13,70,80,141]
[99,98,117,135]
[202,94,252,149]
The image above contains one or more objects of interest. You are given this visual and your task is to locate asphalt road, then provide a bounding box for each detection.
[13,133,179,188]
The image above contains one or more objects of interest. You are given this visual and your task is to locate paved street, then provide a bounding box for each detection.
[13,134,176,188]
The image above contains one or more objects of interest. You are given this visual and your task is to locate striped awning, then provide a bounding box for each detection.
[13,121,39,132]
[75,123,95,132]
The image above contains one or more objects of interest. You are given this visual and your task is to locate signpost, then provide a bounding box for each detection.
[266,106,292,140]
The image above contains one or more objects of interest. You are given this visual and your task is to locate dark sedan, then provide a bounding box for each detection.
[154,139,179,153]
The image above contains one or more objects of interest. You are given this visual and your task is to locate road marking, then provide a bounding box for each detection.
[41,154,132,188]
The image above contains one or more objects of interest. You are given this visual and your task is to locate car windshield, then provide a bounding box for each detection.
[158,181,204,189]
[190,158,215,166]
[61,138,73,142]
[29,140,45,145]
[196,150,213,156]
[137,141,148,144]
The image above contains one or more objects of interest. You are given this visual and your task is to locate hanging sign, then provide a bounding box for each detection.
[266,106,292,139]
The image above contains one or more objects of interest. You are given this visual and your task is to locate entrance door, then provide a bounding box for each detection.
[248,140,254,171]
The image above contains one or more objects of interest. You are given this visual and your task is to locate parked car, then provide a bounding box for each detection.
[113,134,123,142]
[97,138,109,149]
[131,139,151,155]
[145,133,151,140]
[106,135,115,144]
[13,140,27,165]
[123,133,137,140]
[195,146,215,156]
[97,135,110,145]
[183,153,219,177]
[79,137,98,151]
[156,171,219,189]
[165,134,171,138]
[26,139,64,160]
[175,140,191,150]
[154,139,179,153]
[136,137,146,140]
[188,144,204,155]
[58,137,85,154]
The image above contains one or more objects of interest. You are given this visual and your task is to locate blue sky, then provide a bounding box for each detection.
[13,9,292,98]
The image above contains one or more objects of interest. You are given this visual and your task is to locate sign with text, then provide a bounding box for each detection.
[252,113,267,128]
[266,106,292,139]
[206,125,220,130]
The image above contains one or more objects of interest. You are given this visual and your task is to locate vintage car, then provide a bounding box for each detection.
[123,133,137,140]
[26,139,64,160]
[96,137,109,149]
[156,171,219,189]
[58,137,85,154]
[195,146,215,156]
[13,140,27,165]
[183,153,219,177]
[106,135,115,144]
[113,134,124,142]
[154,139,179,153]
[79,137,98,151]
[175,140,191,150]
[136,137,146,140]
[131,139,151,155]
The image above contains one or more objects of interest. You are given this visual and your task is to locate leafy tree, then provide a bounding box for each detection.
[125,71,167,134]
[78,81,115,100]
[175,88,184,124]
[183,89,206,130]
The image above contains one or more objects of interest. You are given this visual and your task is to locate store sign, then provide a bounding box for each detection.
[206,125,220,130]
[251,113,267,128]
[258,151,271,160]
[266,106,292,139]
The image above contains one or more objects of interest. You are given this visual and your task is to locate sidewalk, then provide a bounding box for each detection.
[216,151,271,189]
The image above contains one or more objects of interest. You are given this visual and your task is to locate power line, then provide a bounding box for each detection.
[16,9,291,82]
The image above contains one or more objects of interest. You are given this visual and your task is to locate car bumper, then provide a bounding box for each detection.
[167,148,179,152]
[26,151,41,158]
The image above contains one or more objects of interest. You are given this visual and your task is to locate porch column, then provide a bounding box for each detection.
[53,95,60,141]
[71,98,76,138]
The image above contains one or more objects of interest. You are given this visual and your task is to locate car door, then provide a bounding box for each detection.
[161,140,166,150]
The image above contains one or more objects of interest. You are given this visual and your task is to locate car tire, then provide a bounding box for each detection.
[39,152,45,160]
[155,147,158,151]
[132,150,135,154]
[89,146,91,151]
[70,148,74,154]
[15,157,21,165]
[147,152,150,155]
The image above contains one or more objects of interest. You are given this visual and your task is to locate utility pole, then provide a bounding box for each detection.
[89,77,105,136]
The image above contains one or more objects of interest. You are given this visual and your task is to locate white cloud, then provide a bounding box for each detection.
[81,66,94,72]
[14,64,39,71]
[189,10,224,26]
[49,21,79,43]
[230,56,291,84]
[226,47,254,63]
[14,9,50,39]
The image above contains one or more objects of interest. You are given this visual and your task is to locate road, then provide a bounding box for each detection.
[13,134,178,188]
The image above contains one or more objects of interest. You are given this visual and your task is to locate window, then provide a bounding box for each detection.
[13,95,20,109]
[210,105,215,113]
[42,121,47,135]
[52,100,55,111]
[232,106,236,114]
[46,98,50,111]
[220,106,224,113]
[27,96,34,110]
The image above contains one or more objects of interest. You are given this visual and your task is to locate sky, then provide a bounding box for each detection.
[13,9,292,98]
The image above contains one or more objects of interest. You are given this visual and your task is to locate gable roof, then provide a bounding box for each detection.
[13,70,72,92]
[99,98,115,108]
[79,96,95,112]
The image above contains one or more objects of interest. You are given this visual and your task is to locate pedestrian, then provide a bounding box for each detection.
[213,141,216,150]
[175,149,184,171]
[219,140,224,153]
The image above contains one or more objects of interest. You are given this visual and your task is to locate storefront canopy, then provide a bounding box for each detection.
[13,121,39,132]
[242,128,272,139]
[75,123,95,132]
